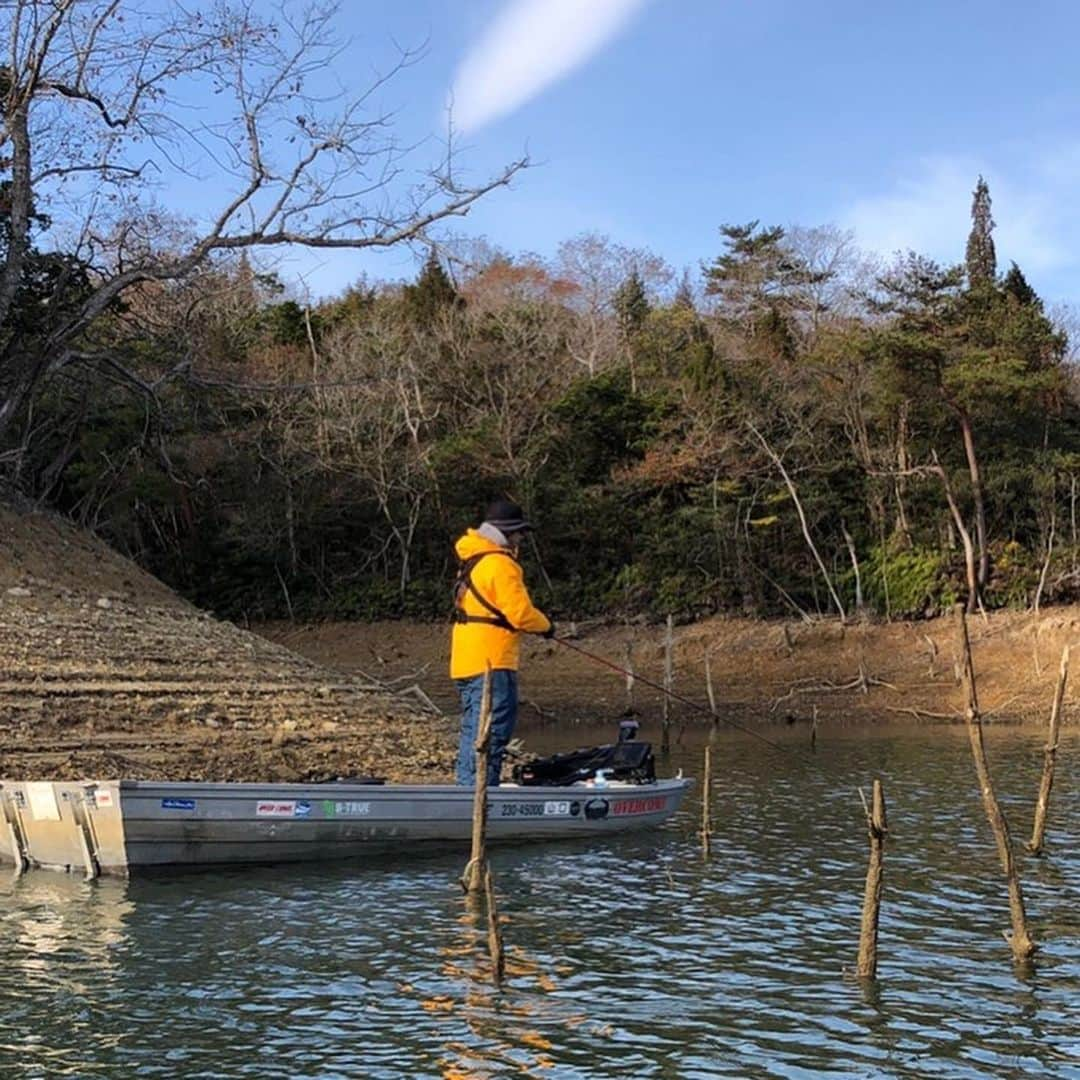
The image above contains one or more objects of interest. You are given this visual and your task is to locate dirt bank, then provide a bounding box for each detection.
[261,608,1080,734]
[0,504,455,782]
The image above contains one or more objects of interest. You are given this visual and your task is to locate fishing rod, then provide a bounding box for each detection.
[550,635,792,755]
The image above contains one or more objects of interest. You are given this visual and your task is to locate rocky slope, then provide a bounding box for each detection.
[0,504,456,782]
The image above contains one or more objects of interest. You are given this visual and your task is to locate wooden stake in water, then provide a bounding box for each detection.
[461,664,494,895]
[856,779,887,979]
[662,615,674,753]
[1028,645,1069,856]
[704,648,718,725]
[701,744,713,858]
[810,704,819,751]
[956,607,1037,962]
[484,862,505,985]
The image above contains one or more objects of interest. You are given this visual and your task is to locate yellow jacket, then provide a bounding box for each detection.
[450,529,551,679]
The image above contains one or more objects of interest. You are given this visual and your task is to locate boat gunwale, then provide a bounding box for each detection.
[114,777,692,796]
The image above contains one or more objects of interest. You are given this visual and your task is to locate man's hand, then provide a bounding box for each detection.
[542,622,557,640]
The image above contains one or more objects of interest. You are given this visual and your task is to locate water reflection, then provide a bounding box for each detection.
[0,873,133,1075]
[0,725,1076,1078]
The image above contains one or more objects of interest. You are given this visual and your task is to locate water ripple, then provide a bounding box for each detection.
[0,726,1077,1078]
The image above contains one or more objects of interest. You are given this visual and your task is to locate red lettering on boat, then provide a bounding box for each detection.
[612,796,666,816]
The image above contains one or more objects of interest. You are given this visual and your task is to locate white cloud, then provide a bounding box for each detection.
[450,0,649,134]
[841,152,1080,297]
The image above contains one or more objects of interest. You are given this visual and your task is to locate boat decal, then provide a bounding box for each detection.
[161,798,196,812]
[294,801,312,818]
[321,800,372,817]
[584,798,609,820]
[498,801,570,818]
[94,789,115,809]
[612,796,666,816]
[256,800,297,817]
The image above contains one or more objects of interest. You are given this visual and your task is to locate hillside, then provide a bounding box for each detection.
[0,503,456,782]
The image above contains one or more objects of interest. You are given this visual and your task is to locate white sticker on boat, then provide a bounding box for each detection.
[499,802,547,818]
[25,782,61,822]
[256,800,296,817]
[543,801,571,816]
[94,789,114,809]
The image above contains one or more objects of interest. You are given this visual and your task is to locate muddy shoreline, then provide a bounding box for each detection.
[259,609,1080,731]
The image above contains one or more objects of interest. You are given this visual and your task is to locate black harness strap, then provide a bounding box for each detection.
[453,550,517,631]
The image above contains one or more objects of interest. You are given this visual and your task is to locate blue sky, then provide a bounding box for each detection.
[264,0,1080,305]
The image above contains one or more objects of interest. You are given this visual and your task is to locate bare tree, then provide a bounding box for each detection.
[0,0,525,456]
[294,306,437,596]
[555,232,671,376]
[785,224,880,335]
[748,420,847,622]
[446,289,574,495]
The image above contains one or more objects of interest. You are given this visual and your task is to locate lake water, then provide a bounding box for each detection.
[1,724,1077,1079]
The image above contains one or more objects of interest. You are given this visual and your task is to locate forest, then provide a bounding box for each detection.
[2,4,1078,626]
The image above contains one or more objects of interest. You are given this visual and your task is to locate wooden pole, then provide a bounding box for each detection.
[810,704,819,751]
[701,743,712,858]
[484,862,505,985]
[704,647,718,725]
[461,664,494,895]
[1028,645,1069,856]
[856,778,887,979]
[662,614,673,753]
[956,607,1037,962]
[953,604,966,686]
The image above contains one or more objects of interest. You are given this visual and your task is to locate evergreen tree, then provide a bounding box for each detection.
[673,268,696,310]
[1002,261,1041,309]
[613,268,649,337]
[703,221,826,332]
[403,251,462,329]
[874,247,1067,609]
[965,176,997,287]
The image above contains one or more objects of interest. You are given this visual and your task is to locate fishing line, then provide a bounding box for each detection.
[550,636,794,755]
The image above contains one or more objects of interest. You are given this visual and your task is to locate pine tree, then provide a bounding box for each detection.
[965,176,997,287]
[613,268,649,337]
[703,221,825,330]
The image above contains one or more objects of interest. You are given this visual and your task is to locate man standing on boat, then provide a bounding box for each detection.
[451,499,554,786]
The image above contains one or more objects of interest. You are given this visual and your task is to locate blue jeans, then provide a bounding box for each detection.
[455,669,518,786]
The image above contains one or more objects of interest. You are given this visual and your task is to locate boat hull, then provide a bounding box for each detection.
[0,778,689,874]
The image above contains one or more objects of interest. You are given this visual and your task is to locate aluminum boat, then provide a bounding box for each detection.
[0,776,690,876]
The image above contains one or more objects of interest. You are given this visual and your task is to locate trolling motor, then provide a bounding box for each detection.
[512,718,655,786]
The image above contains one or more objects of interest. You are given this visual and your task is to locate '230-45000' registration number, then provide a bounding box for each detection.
[499,801,571,817]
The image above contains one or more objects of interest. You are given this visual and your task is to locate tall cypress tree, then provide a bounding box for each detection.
[965,176,997,287]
